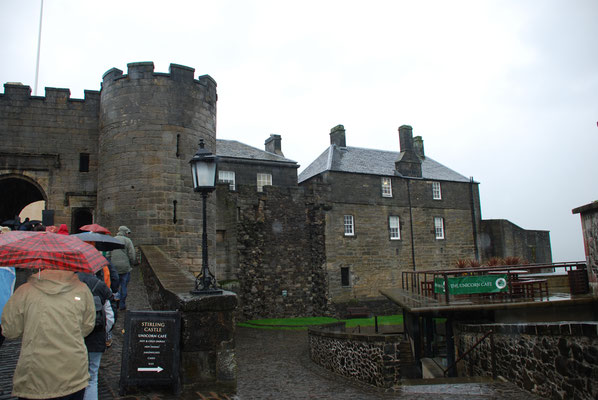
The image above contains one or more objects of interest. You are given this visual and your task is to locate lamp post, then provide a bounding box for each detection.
[189,139,222,295]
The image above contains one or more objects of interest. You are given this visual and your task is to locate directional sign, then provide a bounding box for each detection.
[119,311,181,395]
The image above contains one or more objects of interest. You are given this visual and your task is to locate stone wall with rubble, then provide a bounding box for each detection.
[456,322,598,400]
[221,183,330,320]
[308,323,404,387]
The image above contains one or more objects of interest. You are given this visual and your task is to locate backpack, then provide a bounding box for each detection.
[91,280,106,332]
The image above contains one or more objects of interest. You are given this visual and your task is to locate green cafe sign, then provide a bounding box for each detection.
[434,274,508,295]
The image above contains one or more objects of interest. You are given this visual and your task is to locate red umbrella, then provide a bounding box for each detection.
[0,231,108,273]
[79,224,111,235]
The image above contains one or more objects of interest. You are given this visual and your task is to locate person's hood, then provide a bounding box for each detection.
[29,269,79,295]
[57,224,69,235]
[117,226,131,236]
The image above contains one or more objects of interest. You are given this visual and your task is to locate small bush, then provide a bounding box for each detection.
[486,257,503,266]
[468,259,481,268]
[502,256,521,266]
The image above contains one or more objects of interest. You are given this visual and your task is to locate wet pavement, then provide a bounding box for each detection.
[0,267,542,400]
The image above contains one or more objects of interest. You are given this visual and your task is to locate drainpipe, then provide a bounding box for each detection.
[469,177,479,261]
[407,180,416,270]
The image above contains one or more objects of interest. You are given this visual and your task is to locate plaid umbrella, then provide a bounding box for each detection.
[71,231,125,251]
[79,224,111,235]
[0,231,108,273]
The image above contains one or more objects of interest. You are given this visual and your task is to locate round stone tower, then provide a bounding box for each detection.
[97,62,217,270]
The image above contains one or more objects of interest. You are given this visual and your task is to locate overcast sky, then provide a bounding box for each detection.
[1,0,596,262]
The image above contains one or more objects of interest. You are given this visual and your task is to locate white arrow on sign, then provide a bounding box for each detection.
[137,366,164,373]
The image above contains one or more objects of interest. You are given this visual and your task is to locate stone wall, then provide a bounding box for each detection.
[480,219,552,263]
[318,171,480,301]
[308,323,404,387]
[219,184,330,320]
[456,322,598,400]
[572,202,598,293]
[0,83,100,227]
[139,245,237,393]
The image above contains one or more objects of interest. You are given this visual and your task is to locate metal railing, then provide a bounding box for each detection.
[443,329,494,377]
[402,261,587,303]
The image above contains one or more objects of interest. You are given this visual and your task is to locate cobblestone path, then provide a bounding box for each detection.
[0,266,542,400]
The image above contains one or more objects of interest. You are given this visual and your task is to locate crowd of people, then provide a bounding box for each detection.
[0,223,137,400]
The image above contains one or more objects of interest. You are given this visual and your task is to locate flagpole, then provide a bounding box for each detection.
[34,0,44,96]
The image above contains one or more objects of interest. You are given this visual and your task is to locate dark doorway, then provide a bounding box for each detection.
[0,175,46,224]
[72,208,93,233]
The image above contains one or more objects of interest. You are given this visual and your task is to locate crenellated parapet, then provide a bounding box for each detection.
[101,61,217,106]
[1,83,100,108]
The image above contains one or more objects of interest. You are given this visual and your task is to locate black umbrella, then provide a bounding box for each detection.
[70,231,125,252]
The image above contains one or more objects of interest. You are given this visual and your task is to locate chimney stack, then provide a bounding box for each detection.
[265,134,284,156]
[395,125,422,177]
[330,125,346,147]
[413,136,425,159]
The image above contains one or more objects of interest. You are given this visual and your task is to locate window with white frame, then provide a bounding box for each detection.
[257,173,272,192]
[389,216,401,240]
[344,215,354,236]
[434,217,445,239]
[432,181,442,200]
[218,170,236,190]
[381,177,392,197]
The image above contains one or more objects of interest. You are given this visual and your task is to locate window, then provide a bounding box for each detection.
[381,177,392,197]
[389,216,401,240]
[341,267,350,287]
[344,215,354,236]
[257,173,272,192]
[218,170,236,190]
[434,217,445,239]
[432,181,442,200]
[79,153,90,172]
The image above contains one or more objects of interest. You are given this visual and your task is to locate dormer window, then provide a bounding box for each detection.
[432,181,442,200]
[381,177,392,197]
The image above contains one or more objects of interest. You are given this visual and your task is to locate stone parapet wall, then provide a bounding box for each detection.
[308,323,404,388]
[139,245,238,393]
[456,322,598,400]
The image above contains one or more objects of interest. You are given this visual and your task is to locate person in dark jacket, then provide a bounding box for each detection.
[77,272,114,400]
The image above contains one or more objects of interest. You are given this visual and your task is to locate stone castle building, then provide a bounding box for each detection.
[0,62,552,318]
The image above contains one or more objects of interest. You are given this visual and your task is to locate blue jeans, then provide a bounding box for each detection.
[117,272,130,310]
[84,352,102,400]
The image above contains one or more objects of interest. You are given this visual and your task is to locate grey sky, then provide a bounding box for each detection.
[1,0,596,262]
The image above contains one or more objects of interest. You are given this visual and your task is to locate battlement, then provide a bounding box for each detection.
[101,62,216,91]
[1,83,100,104]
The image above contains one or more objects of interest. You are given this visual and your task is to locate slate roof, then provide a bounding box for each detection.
[216,139,297,165]
[298,145,470,183]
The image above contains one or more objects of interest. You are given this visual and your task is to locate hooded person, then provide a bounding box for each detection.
[1,269,96,399]
[57,224,69,235]
[108,226,136,310]
[76,272,114,400]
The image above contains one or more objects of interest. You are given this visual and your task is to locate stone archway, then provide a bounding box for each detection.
[0,174,47,226]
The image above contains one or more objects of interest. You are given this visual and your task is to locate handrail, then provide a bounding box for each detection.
[443,329,493,377]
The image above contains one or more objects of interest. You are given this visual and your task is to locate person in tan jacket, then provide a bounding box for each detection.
[1,269,96,400]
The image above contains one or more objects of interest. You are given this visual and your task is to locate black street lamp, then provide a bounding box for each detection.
[189,139,222,295]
